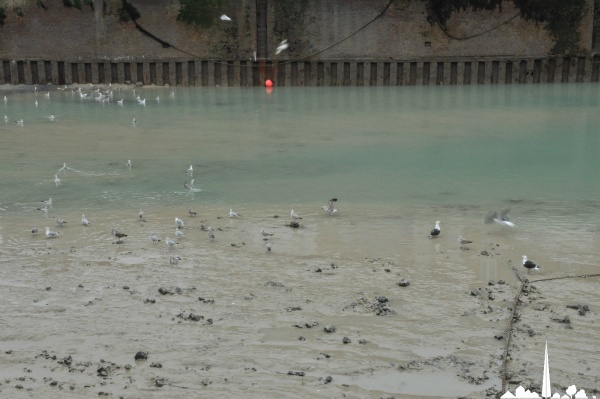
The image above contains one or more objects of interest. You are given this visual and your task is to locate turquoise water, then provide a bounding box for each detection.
[2,84,600,210]
[1,83,599,252]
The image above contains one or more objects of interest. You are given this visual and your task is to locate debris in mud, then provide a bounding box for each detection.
[287,371,305,376]
[293,322,319,329]
[265,281,285,288]
[323,325,336,333]
[397,279,410,287]
[198,297,215,304]
[97,365,110,377]
[154,378,166,387]
[345,295,393,315]
[58,355,72,366]
[285,306,302,312]
[287,221,300,228]
[480,250,490,256]
[324,376,333,384]
[342,337,351,344]
[566,304,590,315]
[176,312,204,322]
[158,287,183,295]
[551,315,571,325]
[134,351,148,360]
[144,298,156,304]
[150,362,162,368]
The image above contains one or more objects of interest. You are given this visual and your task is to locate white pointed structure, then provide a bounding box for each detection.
[542,340,551,398]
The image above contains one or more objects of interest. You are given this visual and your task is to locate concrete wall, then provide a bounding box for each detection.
[0,0,596,86]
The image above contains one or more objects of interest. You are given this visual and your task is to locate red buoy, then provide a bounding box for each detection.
[265,79,273,87]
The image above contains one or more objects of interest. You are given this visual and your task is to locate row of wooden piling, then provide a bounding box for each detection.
[1,56,599,87]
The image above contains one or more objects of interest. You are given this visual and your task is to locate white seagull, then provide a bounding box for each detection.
[175,229,185,238]
[522,255,540,271]
[37,205,49,217]
[81,214,90,226]
[457,236,472,245]
[207,226,215,240]
[139,209,145,220]
[220,14,232,21]
[322,198,338,215]
[41,197,53,207]
[3,115,8,123]
[165,237,177,247]
[45,227,59,238]
[275,39,289,55]
[151,233,161,243]
[54,175,62,187]
[290,209,302,220]
[117,99,124,106]
[261,228,274,237]
[184,179,194,191]
[175,217,185,228]
[54,216,67,227]
[428,221,441,238]
[187,165,193,176]
[187,207,197,216]
[126,160,132,169]
[229,209,240,218]
[485,209,516,227]
[48,114,56,122]
[15,119,24,126]
[132,118,138,125]
[170,255,181,265]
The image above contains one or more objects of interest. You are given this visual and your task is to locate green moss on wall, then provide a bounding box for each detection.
[177,0,228,28]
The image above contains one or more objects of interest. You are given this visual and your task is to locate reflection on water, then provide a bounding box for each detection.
[0,83,599,266]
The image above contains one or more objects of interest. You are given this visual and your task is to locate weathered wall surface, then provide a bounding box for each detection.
[0,0,594,63]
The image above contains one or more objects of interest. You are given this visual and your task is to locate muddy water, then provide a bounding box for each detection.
[0,84,599,398]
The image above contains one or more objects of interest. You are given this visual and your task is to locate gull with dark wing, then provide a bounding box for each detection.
[207,226,215,241]
[522,255,540,272]
[428,221,441,238]
[322,198,338,215]
[112,225,128,243]
[31,226,38,235]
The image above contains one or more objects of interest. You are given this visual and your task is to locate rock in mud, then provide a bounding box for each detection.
[342,337,351,344]
[397,279,410,287]
[323,325,336,333]
[134,351,148,360]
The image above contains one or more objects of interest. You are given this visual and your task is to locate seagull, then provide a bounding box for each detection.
[207,226,215,240]
[132,118,138,125]
[290,209,302,220]
[111,226,128,242]
[15,119,24,126]
[165,237,177,247]
[220,14,232,21]
[265,241,272,253]
[175,229,185,238]
[457,236,472,245]
[41,197,53,207]
[58,163,68,173]
[428,221,441,238]
[54,175,62,187]
[184,179,194,191]
[54,216,67,227]
[45,227,59,238]
[44,92,50,99]
[3,95,7,104]
[137,98,146,106]
[187,165,193,176]
[3,115,8,123]
[126,160,132,169]
[175,217,185,228]
[151,232,161,243]
[156,95,160,102]
[37,205,49,216]
[522,255,540,271]
[261,228,274,237]
[139,209,145,220]
[34,99,38,107]
[187,207,197,216]
[117,99,124,106]
[485,209,516,227]
[275,39,289,55]
[169,91,175,99]
[322,198,338,215]
[169,254,181,265]
[229,209,240,218]
[81,214,90,226]
[48,114,56,121]
[31,226,38,235]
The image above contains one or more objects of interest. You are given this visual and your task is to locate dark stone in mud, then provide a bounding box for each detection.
[150,362,162,368]
[298,336,306,341]
[287,371,305,377]
[134,351,148,360]
[286,306,302,312]
[124,364,132,370]
[494,334,504,340]
[480,250,490,256]
[567,304,590,315]
[60,355,72,366]
[288,221,300,228]
[144,298,156,304]
[155,378,165,387]
[398,278,410,287]
[158,287,183,295]
[324,325,336,333]
[5,350,12,354]
[471,289,481,297]
[315,268,322,272]
[377,296,389,303]
[358,339,367,344]
[198,297,215,304]
[324,376,333,384]
[498,280,506,285]
[342,337,351,344]
[122,286,129,290]
[46,286,52,291]
[97,366,109,377]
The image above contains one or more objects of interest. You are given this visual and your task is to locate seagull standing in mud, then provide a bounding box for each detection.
[170,255,181,265]
[457,236,472,245]
[31,226,38,235]
[112,226,128,243]
[45,227,59,238]
[81,214,90,226]
[261,228,274,238]
[187,207,197,216]
[428,221,441,238]
[151,233,161,243]
[54,175,62,187]
[290,209,302,220]
[126,160,132,169]
[175,229,185,238]
[184,179,194,191]
[207,226,215,241]
[175,217,185,228]
[522,255,540,272]
[54,216,67,227]
[139,209,146,221]
[229,209,240,218]
[322,198,338,215]
[165,237,177,248]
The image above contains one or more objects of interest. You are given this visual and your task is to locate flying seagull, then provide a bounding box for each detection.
[275,39,289,55]
[220,14,232,21]
[485,209,515,227]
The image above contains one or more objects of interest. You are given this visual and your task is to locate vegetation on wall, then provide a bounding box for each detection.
[63,0,93,10]
[273,0,308,39]
[177,0,227,28]
[117,0,139,22]
[0,7,5,26]
[426,0,589,54]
